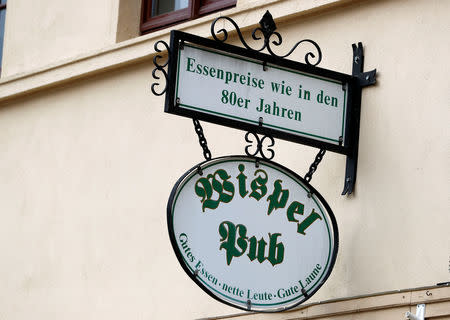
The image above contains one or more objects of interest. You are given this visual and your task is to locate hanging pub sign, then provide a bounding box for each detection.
[164,30,356,155]
[168,156,338,312]
[153,9,376,313]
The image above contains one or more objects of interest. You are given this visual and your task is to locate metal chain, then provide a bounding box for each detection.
[192,119,212,160]
[304,149,326,183]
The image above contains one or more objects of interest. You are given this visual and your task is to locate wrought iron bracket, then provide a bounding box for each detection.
[151,40,170,96]
[211,10,322,66]
[342,42,377,195]
[152,10,322,97]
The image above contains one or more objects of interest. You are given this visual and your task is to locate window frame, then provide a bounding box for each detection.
[141,0,236,34]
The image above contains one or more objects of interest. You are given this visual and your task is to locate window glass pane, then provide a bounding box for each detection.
[0,7,6,67]
[152,0,189,17]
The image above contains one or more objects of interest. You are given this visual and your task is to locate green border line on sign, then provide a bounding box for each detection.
[180,103,339,143]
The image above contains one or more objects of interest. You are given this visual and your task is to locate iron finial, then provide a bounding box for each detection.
[259,11,277,39]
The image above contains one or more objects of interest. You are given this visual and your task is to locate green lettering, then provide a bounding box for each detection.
[267,233,284,266]
[317,90,324,103]
[331,97,338,107]
[266,180,289,215]
[219,221,248,265]
[194,169,235,211]
[249,169,268,200]
[236,164,248,198]
[271,82,280,93]
[287,201,304,222]
[186,57,196,72]
[272,101,279,116]
[225,71,232,84]
[209,67,216,77]
[217,68,224,79]
[258,79,265,89]
[304,90,310,100]
[195,64,202,74]
[239,74,246,85]
[233,73,239,83]
[297,208,323,235]
[286,86,292,96]
[287,109,293,119]
[257,98,263,112]
[247,236,267,263]
[202,65,209,76]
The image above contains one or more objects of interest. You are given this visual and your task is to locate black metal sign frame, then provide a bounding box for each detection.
[165,30,356,156]
[152,11,376,195]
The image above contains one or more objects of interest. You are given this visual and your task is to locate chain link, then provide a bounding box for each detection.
[304,149,326,183]
[192,119,212,160]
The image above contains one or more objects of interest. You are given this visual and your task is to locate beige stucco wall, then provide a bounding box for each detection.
[0,0,449,319]
[1,0,120,77]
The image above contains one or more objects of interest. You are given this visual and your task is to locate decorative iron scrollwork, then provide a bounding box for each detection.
[244,132,275,160]
[151,40,170,96]
[211,11,322,66]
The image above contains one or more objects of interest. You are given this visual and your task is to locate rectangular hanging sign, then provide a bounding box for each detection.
[165,31,356,155]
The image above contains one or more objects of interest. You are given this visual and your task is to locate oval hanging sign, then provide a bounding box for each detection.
[167,156,338,312]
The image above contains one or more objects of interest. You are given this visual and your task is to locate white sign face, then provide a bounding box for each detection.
[168,156,338,312]
[175,44,348,145]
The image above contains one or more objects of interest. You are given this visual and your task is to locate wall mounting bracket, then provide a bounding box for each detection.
[342,42,377,195]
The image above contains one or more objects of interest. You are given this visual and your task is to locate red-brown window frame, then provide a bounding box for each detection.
[141,0,236,34]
